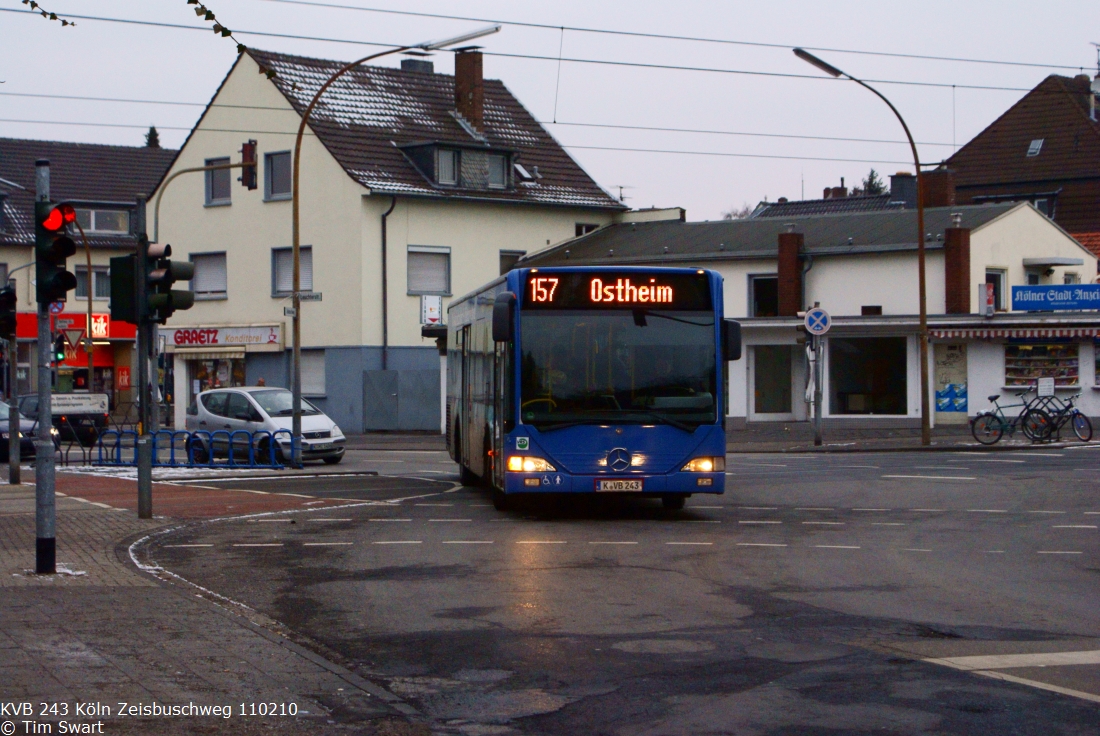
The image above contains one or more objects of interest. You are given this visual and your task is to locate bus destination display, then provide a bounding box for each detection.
[523,271,711,310]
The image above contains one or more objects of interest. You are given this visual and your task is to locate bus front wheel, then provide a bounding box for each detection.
[662,495,687,511]
[492,488,510,511]
[456,426,478,486]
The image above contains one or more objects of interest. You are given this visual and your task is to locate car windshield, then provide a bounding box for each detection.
[248,389,321,417]
[519,309,717,430]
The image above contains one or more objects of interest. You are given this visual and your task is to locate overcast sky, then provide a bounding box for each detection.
[2,1,1098,219]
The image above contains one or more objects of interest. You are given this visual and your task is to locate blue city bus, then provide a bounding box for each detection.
[446,266,741,510]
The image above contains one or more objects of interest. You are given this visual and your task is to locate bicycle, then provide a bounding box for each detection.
[1030,393,1092,442]
[970,390,1052,445]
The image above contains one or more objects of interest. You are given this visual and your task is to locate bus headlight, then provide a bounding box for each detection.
[507,456,556,472]
[681,457,725,472]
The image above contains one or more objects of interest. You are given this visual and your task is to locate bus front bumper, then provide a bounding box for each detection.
[503,472,723,495]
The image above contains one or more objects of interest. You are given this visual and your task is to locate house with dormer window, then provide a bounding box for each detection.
[153,48,628,433]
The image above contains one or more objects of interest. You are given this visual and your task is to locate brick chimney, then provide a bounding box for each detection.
[921,169,956,208]
[822,177,847,200]
[454,49,484,130]
[777,230,804,316]
[944,214,971,314]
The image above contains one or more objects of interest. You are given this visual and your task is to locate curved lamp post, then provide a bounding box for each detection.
[793,48,931,447]
[289,24,500,465]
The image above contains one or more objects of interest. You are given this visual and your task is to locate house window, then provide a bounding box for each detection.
[1005,343,1079,388]
[1026,139,1044,157]
[301,349,326,396]
[1026,271,1041,286]
[1064,272,1081,285]
[749,275,779,317]
[265,151,292,200]
[488,154,507,189]
[985,269,1006,311]
[575,223,599,237]
[0,264,8,287]
[191,252,228,299]
[272,246,313,296]
[407,246,450,295]
[75,267,110,300]
[1033,198,1051,217]
[754,345,792,414]
[437,149,458,186]
[829,337,908,415]
[205,157,231,205]
[74,209,130,233]
[499,250,526,275]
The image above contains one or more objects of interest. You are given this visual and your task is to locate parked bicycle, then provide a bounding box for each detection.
[970,390,1052,445]
[1029,393,1092,443]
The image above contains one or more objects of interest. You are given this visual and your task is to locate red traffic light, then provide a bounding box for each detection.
[41,203,76,232]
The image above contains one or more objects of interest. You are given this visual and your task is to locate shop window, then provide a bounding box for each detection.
[272,246,313,296]
[75,267,110,300]
[191,252,228,299]
[829,337,907,415]
[1005,342,1079,388]
[265,151,292,200]
[499,250,525,275]
[205,157,231,205]
[407,246,450,295]
[301,350,325,396]
[750,275,778,317]
[985,269,1006,311]
[754,345,792,414]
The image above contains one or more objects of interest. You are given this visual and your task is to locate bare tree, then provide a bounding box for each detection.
[722,202,754,220]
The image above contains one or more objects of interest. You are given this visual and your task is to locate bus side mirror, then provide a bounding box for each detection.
[723,319,742,361]
[493,292,516,342]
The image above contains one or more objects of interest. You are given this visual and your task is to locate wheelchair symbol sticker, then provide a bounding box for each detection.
[541,475,551,486]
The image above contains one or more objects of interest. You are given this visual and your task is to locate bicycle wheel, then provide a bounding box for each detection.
[1022,409,1053,442]
[971,413,1003,445]
[1072,412,1093,442]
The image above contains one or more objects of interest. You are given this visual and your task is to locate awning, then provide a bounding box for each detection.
[172,347,247,360]
[931,328,1100,340]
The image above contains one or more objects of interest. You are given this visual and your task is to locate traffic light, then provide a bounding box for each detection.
[35,201,78,305]
[145,243,195,323]
[0,286,16,340]
[239,139,257,190]
[52,334,66,364]
[109,253,138,324]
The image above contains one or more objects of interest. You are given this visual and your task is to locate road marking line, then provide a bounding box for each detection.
[738,506,778,510]
[681,520,721,523]
[373,541,422,545]
[416,503,454,506]
[666,542,713,546]
[232,543,283,547]
[1084,512,1100,515]
[926,650,1100,670]
[796,507,835,511]
[368,518,412,522]
[308,518,353,522]
[692,505,723,509]
[972,670,1100,705]
[1038,550,1083,555]
[737,543,787,547]
[1052,525,1097,529]
[814,545,860,549]
[739,520,781,524]
[838,465,879,469]
[1027,510,1066,514]
[968,509,1008,513]
[910,509,944,512]
[852,508,890,512]
[986,550,1005,554]
[164,544,214,548]
[913,466,968,470]
[469,503,493,506]
[1021,453,1065,457]
[883,475,976,480]
[802,521,844,525]
[901,548,932,552]
[429,519,472,522]
[303,542,353,546]
[443,540,494,544]
[303,500,326,506]
[251,519,293,523]
[965,459,1026,464]
[590,541,638,545]
[872,522,906,526]
[516,541,567,544]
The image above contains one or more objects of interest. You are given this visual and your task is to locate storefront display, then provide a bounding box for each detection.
[1004,342,1078,388]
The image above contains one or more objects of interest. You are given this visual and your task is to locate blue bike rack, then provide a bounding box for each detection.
[95,428,296,469]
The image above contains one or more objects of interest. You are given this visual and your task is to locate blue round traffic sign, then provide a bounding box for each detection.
[804,307,831,335]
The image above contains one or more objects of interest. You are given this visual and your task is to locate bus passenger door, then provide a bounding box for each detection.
[492,343,506,489]
[460,325,472,469]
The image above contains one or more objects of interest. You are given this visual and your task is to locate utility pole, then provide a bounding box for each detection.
[34,160,55,574]
[134,197,153,519]
[8,331,19,485]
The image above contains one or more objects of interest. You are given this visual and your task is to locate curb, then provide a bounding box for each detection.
[727,441,1087,454]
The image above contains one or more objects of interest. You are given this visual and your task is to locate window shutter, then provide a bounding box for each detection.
[301,350,326,395]
[407,251,449,293]
[274,247,311,293]
[193,253,227,295]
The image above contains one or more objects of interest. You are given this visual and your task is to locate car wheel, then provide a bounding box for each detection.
[323,455,342,465]
[491,488,510,511]
[188,439,210,464]
[662,495,686,511]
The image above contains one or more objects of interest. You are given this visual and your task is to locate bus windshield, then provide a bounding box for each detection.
[519,309,717,430]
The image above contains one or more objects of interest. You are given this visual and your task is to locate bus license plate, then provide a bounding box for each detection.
[596,479,643,492]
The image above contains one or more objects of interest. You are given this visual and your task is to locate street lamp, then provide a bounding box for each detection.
[289,24,501,466]
[793,48,931,447]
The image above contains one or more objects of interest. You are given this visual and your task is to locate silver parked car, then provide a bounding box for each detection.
[185,387,345,464]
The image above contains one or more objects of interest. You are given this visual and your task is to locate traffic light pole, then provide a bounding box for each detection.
[135,198,153,519]
[8,334,19,485]
[34,160,55,574]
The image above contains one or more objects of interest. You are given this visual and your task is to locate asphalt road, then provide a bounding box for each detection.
[149,447,1100,734]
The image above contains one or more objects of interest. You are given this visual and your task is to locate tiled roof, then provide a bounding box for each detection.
[751,193,904,218]
[946,75,1100,187]
[0,137,176,247]
[521,203,1023,266]
[247,49,624,210]
[1071,231,1100,260]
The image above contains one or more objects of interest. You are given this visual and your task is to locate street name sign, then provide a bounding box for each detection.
[298,292,323,302]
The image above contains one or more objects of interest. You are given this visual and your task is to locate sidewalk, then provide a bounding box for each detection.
[0,473,428,735]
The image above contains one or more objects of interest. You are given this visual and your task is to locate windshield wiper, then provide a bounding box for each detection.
[633,411,694,432]
[536,421,588,432]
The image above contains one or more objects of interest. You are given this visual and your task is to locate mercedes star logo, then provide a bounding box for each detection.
[607,448,631,472]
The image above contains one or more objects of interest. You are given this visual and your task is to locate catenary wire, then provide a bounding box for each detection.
[254,0,1086,72]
